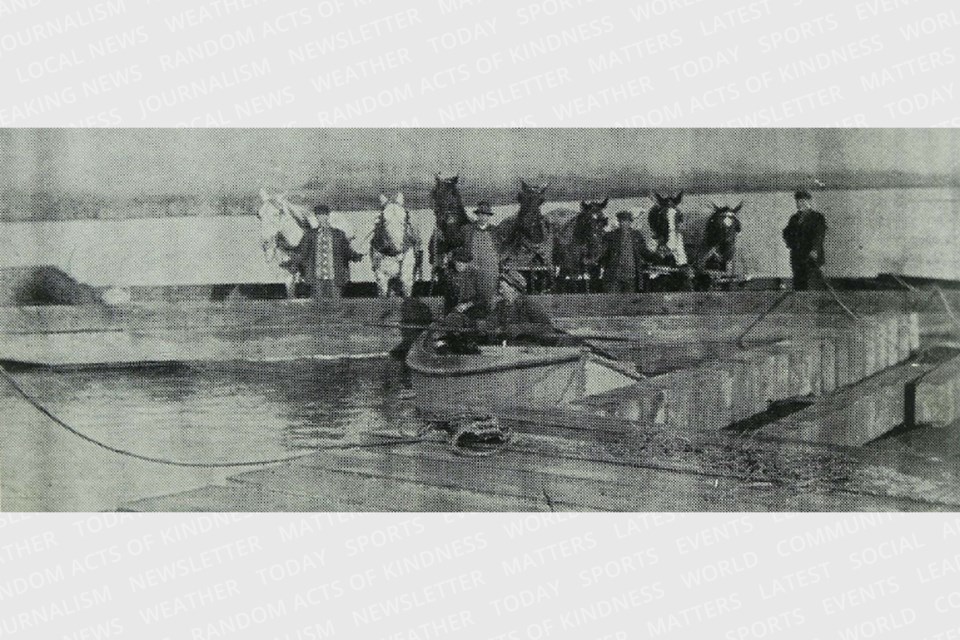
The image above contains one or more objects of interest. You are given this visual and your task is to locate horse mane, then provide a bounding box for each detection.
[432,181,467,225]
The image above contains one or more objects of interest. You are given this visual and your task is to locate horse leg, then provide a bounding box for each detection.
[374,271,389,298]
[284,274,297,299]
[399,251,415,297]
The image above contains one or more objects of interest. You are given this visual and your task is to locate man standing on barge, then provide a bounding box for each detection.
[782,189,827,291]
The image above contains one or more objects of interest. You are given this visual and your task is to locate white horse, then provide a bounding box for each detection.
[649,191,688,267]
[370,192,422,297]
[257,188,320,298]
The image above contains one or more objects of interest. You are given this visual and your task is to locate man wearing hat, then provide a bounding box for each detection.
[478,269,554,344]
[782,189,827,290]
[601,210,654,293]
[434,245,488,355]
[443,245,487,317]
[308,204,365,298]
[464,200,500,309]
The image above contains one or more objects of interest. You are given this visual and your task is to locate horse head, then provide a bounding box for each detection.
[257,188,321,255]
[431,174,467,225]
[650,191,685,232]
[377,192,409,253]
[710,200,744,216]
[648,190,688,265]
[579,198,609,228]
[516,181,549,237]
[576,198,609,263]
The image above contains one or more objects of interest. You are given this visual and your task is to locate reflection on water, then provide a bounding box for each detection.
[25,358,417,460]
[0,357,417,510]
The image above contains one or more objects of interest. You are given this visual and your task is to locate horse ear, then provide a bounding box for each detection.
[395,192,404,207]
[451,175,459,184]
[520,180,531,191]
[600,198,609,209]
[674,191,684,204]
[379,194,388,206]
[733,201,744,213]
[653,192,665,206]
[435,173,442,183]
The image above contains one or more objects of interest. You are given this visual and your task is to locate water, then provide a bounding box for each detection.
[0,357,416,511]
[3,352,960,511]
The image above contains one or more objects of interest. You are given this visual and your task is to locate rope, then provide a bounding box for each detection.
[890,274,917,292]
[935,286,960,335]
[813,262,860,323]
[0,363,423,469]
[736,290,793,349]
[450,413,513,458]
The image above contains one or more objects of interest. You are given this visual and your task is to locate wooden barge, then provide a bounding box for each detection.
[3,288,960,511]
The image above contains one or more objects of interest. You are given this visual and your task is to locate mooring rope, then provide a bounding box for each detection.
[0,364,424,469]
[736,290,793,349]
[890,278,960,337]
[935,286,960,335]
[811,262,860,323]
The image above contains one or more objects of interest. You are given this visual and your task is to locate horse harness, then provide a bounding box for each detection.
[371,214,418,258]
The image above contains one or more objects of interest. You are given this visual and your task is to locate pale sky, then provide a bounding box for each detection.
[2,129,957,200]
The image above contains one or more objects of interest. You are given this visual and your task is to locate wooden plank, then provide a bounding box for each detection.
[119,484,334,512]
[230,456,549,511]
[369,430,958,511]
[762,357,943,447]
[1,292,943,334]
[913,355,960,426]
[294,442,801,512]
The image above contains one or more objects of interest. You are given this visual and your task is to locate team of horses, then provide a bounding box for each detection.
[258,177,744,298]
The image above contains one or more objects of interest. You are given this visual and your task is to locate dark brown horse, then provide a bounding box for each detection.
[553,198,609,292]
[494,181,556,293]
[428,174,471,292]
[700,201,743,271]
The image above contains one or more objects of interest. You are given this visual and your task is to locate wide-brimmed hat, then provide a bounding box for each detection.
[474,201,494,216]
[313,204,331,214]
[499,269,527,292]
[794,189,812,201]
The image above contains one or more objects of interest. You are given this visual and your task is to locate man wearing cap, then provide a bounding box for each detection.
[464,200,500,310]
[443,245,487,318]
[478,269,555,345]
[782,190,827,290]
[434,245,488,355]
[309,204,365,298]
[601,210,654,293]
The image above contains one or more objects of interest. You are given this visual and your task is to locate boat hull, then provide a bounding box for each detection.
[406,334,638,417]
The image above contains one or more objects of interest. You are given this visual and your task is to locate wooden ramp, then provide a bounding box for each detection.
[118,417,960,512]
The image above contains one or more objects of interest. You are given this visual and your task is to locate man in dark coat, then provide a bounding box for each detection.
[442,245,487,318]
[782,190,827,290]
[479,269,555,344]
[464,201,500,310]
[435,246,488,354]
[308,205,364,298]
[601,210,654,293]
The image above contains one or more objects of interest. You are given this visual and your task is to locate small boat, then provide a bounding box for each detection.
[405,330,640,418]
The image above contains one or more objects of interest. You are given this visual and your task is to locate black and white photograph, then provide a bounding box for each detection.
[4,1,960,638]
[2,128,959,513]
